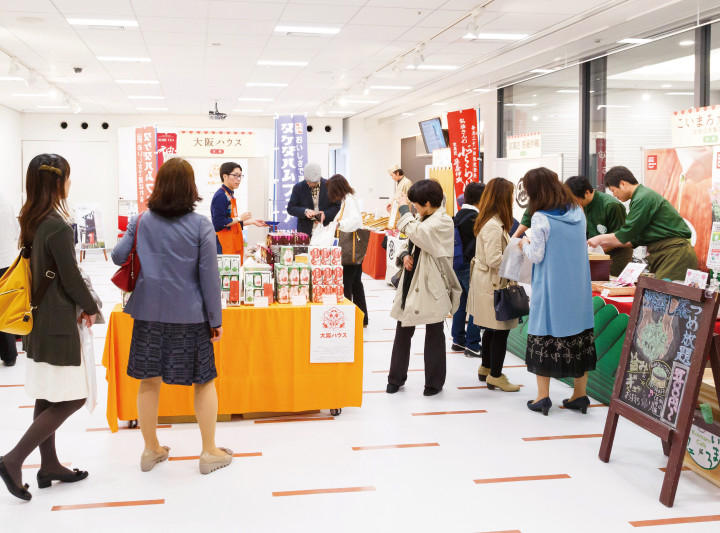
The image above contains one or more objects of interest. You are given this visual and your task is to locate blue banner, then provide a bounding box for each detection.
[274,115,308,230]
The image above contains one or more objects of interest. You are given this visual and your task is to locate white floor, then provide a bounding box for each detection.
[1,254,720,532]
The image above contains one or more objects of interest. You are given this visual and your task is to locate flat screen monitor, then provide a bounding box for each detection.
[418,117,447,153]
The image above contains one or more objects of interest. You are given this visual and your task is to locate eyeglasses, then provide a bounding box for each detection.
[228,173,243,179]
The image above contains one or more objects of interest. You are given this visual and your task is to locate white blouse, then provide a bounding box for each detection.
[336,194,363,232]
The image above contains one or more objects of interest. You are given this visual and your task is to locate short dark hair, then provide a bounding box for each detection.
[463,182,485,206]
[524,167,577,214]
[408,179,443,208]
[219,161,242,183]
[394,168,404,176]
[565,175,593,199]
[326,174,355,203]
[604,166,638,187]
[147,158,202,218]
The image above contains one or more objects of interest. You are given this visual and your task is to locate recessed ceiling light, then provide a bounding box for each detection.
[136,107,168,111]
[407,65,457,71]
[432,102,447,106]
[556,89,579,93]
[617,38,652,44]
[345,99,379,104]
[401,112,414,117]
[661,84,672,88]
[274,25,340,35]
[665,91,694,95]
[238,97,274,101]
[257,60,308,67]
[128,95,165,99]
[233,109,263,113]
[36,105,69,109]
[116,80,159,84]
[532,116,539,121]
[67,18,138,27]
[246,82,288,87]
[369,85,411,90]
[679,40,694,46]
[463,33,528,41]
[472,89,490,93]
[530,69,555,74]
[12,93,52,97]
[97,57,150,62]
[0,76,23,81]
[641,93,651,101]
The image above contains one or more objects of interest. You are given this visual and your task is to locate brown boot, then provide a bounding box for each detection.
[486,374,520,392]
[477,365,491,382]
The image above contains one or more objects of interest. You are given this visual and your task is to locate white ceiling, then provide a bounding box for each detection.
[0,0,719,119]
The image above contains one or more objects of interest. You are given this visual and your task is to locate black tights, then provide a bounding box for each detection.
[481,329,510,378]
[2,398,84,486]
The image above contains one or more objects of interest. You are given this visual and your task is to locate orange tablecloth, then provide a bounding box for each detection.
[362,231,386,279]
[102,302,364,432]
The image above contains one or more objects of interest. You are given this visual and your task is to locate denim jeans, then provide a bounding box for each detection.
[451,264,481,350]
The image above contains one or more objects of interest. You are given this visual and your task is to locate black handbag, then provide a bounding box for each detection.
[493,283,530,321]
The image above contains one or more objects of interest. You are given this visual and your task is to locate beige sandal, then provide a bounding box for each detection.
[140,446,170,472]
[199,447,233,475]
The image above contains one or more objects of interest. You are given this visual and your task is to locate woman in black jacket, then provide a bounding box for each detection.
[0,154,98,501]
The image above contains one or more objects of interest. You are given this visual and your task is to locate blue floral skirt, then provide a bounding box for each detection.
[128,320,217,385]
[525,328,596,379]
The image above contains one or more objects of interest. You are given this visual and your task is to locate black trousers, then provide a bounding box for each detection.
[343,264,368,326]
[389,321,445,390]
[0,266,18,363]
[481,328,510,378]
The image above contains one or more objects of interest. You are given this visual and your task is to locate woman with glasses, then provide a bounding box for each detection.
[210,161,265,259]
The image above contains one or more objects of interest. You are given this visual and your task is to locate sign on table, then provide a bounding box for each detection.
[310,305,355,363]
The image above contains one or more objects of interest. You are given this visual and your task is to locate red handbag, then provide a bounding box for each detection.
[111,213,143,292]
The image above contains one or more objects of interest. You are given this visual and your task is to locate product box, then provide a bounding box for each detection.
[335,284,345,301]
[295,253,309,264]
[280,246,294,266]
[311,284,324,303]
[308,246,323,266]
[298,285,309,301]
[222,275,231,289]
[231,257,240,273]
[276,284,290,304]
[311,266,324,286]
[288,265,300,285]
[321,247,332,265]
[263,282,274,305]
[229,280,240,304]
[244,271,271,289]
[299,264,310,285]
[331,246,342,266]
[322,266,334,285]
[289,285,300,299]
[222,257,232,274]
[275,264,289,285]
[333,265,343,285]
[244,287,255,304]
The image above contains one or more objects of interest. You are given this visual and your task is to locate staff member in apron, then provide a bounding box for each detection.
[566,175,633,276]
[587,166,697,280]
[210,162,265,259]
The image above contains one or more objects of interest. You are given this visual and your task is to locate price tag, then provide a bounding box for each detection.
[322,294,338,305]
[292,295,307,306]
[601,289,610,298]
[254,296,269,308]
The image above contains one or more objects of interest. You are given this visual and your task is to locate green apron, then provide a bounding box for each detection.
[646,237,697,281]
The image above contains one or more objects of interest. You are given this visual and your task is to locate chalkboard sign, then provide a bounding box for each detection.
[618,290,703,428]
[599,277,720,507]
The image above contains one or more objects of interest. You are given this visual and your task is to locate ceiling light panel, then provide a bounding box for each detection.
[97,56,150,62]
[274,25,341,35]
[258,60,309,67]
[116,80,159,84]
[463,33,528,41]
[617,38,652,44]
[246,82,288,87]
[369,85,412,90]
[66,18,138,27]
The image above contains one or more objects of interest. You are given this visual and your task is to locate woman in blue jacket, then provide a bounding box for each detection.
[112,158,232,474]
[519,168,597,415]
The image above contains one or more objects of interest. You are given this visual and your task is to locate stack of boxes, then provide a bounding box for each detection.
[263,231,310,266]
[274,246,310,304]
[217,255,241,304]
[243,268,272,305]
[309,246,344,303]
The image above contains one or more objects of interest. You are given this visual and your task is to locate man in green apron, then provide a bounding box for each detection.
[587,166,697,281]
[566,175,633,277]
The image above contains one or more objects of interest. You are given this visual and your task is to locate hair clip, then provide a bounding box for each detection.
[38,165,62,176]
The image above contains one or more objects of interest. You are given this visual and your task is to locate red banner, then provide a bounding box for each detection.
[156,132,177,168]
[447,108,479,205]
[135,126,157,212]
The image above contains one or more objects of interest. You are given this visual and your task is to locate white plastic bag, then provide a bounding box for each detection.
[310,221,338,246]
[499,237,532,284]
[78,324,97,414]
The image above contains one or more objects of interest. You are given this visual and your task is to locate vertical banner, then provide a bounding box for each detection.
[156,132,177,168]
[274,115,308,230]
[447,109,479,205]
[135,126,157,213]
[707,146,720,270]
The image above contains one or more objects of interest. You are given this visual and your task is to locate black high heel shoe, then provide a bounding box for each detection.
[37,468,89,489]
[0,457,32,501]
[527,397,552,416]
[562,396,590,414]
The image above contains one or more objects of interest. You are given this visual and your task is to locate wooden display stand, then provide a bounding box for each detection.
[599,277,720,507]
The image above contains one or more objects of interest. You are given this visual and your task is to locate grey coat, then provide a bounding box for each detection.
[27,213,99,366]
[111,211,222,328]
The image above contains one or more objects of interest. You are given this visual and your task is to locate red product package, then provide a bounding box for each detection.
[311,267,324,286]
[321,247,332,265]
[323,266,334,285]
[312,285,324,303]
[229,280,240,303]
[331,246,342,265]
[333,266,343,285]
[334,284,345,301]
[263,283,274,305]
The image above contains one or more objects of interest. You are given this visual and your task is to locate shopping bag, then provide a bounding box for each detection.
[310,221,337,246]
[498,237,532,284]
[78,324,97,414]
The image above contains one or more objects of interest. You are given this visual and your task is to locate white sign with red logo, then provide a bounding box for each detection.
[310,305,356,363]
[671,106,720,148]
[506,132,541,159]
[647,154,658,171]
[177,130,256,157]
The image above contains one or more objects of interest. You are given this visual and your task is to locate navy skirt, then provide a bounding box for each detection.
[128,320,217,385]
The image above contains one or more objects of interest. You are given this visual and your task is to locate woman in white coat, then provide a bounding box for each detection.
[467,178,521,392]
[387,180,461,396]
[326,174,368,326]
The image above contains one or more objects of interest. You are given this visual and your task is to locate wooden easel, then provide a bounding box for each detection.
[599,277,720,507]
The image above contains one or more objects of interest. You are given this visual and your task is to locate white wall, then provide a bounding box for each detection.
[0,104,22,214]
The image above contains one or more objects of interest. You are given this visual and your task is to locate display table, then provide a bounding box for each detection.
[102,302,364,432]
[362,231,387,279]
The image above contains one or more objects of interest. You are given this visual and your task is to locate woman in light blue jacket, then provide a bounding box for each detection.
[112,158,232,475]
[519,167,596,416]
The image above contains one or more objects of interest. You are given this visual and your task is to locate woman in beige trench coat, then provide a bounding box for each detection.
[467,178,521,392]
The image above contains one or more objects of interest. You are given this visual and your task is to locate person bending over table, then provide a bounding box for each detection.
[287,162,341,236]
[565,175,633,277]
[587,166,697,281]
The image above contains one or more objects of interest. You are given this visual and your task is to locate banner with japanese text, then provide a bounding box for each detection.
[274,115,308,230]
[506,132,542,159]
[135,126,157,213]
[447,108,479,205]
[177,130,255,158]
[671,106,720,148]
[156,132,177,168]
[310,305,356,363]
